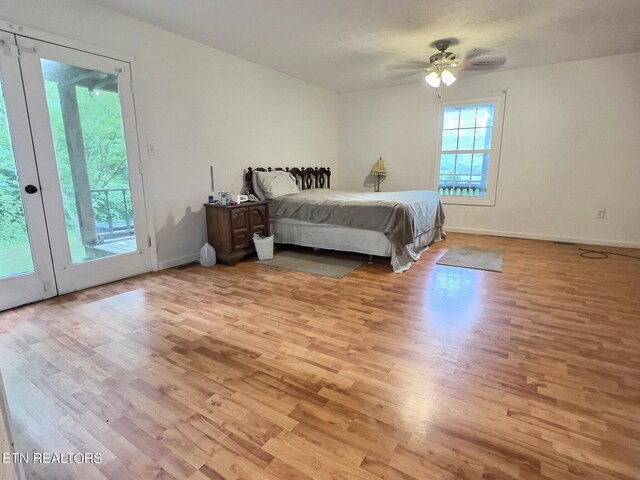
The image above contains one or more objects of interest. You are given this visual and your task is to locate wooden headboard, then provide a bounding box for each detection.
[244,167,331,196]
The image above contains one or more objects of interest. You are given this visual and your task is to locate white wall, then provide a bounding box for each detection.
[339,52,640,247]
[2,0,339,268]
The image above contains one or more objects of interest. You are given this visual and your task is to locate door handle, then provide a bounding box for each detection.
[25,184,39,194]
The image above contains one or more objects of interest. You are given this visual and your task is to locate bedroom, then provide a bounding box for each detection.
[0,0,639,479]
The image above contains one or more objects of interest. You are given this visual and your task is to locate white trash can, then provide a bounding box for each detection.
[253,234,274,260]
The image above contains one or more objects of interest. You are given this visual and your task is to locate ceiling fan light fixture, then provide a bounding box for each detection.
[425,71,441,88]
[397,39,504,91]
[441,69,456,86]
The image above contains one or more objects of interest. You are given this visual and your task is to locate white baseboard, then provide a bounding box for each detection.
[158,253,199,270]
[445,227,640,249]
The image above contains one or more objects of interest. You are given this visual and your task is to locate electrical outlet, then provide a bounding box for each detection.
[146,142,156,156]
[596,208,606,219]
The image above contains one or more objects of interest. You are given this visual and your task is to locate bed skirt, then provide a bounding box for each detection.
[270,218,444,273]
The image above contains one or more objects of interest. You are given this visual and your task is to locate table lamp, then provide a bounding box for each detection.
[371,157,387,192]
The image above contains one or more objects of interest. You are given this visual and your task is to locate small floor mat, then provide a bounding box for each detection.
[258,251,361,278]
[436,246,504,272]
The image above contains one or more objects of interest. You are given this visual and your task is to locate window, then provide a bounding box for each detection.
[435,94,505,205]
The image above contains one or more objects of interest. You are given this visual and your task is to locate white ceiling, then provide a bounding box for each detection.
[86,0,640,93]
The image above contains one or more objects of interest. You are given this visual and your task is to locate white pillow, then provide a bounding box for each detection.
[252,172,267,200]
[254,171,300,199]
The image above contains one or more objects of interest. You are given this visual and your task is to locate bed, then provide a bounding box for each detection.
[245,167,445,273]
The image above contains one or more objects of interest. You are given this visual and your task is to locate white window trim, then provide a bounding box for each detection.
[0,18,137,62]
[434,93,506,206]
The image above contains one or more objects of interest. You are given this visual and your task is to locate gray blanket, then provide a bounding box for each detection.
[269,190,445,251]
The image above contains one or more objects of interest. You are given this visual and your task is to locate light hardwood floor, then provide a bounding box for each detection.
[1,233,639,480]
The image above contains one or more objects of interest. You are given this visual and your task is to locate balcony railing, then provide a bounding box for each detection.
[438,185,486,196]
[90,187,134,241]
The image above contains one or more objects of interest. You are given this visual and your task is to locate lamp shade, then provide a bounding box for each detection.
[425,71,441,88]
[441,69,457,86]
[371,157,387,176]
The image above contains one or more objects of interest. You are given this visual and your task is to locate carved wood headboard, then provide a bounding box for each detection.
[244,167,331,196]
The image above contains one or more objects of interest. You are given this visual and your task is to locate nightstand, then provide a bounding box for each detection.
[204,201,270,265]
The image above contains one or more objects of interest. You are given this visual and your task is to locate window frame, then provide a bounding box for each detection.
[434,93,506,206]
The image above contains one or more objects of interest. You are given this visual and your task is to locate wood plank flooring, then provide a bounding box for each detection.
[1,233,639,479]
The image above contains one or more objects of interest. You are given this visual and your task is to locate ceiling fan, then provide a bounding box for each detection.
[392,38,507,88]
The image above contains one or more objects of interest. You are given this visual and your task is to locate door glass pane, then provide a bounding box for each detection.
[41,59,137,264]
[0,78,35,278]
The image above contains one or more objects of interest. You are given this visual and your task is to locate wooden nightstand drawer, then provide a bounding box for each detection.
[250,205,267,224]
[231,208,249,229]
[250,205,267,237]
[233,231,250,251]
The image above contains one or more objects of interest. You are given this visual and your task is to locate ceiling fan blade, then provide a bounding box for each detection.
[388,61,430,71]
[463,48,492,62]
[388,70,424,81]
[460,55,507,71]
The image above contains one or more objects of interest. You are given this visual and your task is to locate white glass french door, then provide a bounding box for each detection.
[0,33,56,310]
[0,33,151,309]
